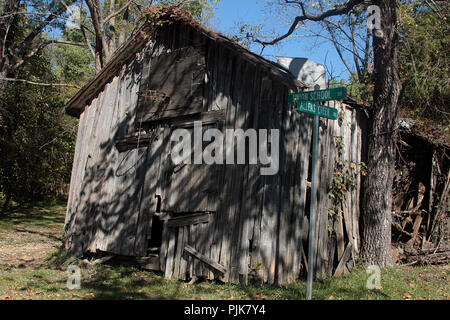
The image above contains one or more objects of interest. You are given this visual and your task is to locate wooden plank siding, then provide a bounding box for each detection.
[64,20,368,284]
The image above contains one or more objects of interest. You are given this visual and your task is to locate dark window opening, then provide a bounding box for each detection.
[148,195,164,253]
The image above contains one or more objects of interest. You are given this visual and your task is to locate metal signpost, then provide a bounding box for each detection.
[289,87,346,300]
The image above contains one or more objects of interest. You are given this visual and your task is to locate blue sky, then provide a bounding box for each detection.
[210,0,351,81]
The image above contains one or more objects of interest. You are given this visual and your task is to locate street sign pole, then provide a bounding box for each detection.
[306,114,319,300]
[289,86,345,300]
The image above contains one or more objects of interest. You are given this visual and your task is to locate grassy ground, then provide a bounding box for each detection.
[0,203,448,300]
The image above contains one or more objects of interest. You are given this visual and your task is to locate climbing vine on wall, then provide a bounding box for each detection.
[328,134,367,233]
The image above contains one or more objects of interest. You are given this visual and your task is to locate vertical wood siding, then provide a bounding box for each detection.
[65,22,367,284]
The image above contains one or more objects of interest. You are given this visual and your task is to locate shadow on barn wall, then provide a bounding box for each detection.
[63,14,368,285]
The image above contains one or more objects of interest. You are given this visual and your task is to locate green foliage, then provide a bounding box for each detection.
[346,73,373,104]
[398,1,449,124]
[0,46,77,204]
[0,0,222,206]
[328,76,373,104]
[328,134,367,233]
[54,29,95,86]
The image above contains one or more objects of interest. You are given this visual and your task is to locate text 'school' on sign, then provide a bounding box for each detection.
[288,87,347,104]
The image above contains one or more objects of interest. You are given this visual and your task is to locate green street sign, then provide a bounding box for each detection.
[289,87,347,104]
[297,101,338,120]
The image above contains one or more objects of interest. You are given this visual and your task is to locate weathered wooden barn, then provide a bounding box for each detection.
[64,11,367,284]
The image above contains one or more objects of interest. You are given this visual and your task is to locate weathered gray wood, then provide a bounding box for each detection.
[219,56,241,282]
[335,210,345,262]
[230,62,256,284]
[341,105,354,250]
[65,108,87,228]
[199,45,221,281]
[92,255,115,265]
[271,83,289,284]
[179,226,189,280]
[136,46,206,121]
[184,245,227,274]
[164,230,176,279]
[327,101,340,274]
[294,110,313,280]
[64,110,86,230]
[207,51,233,280]
[246,69,265,282]
[156,127,172,212]
[69,95,99,234]
[166,212,212,228]
[89,69,130,254]
[89,76,121,253]
[327,236,337,277]
[234,63,261,284]
[334,242,353,277]
[188,223,195,279]
[106,63,143,256]
[159,221,169,272]
[64,18,368,285]
[351,107,361,253]
[64,29,150,117]
[114,111,227,146]
[192,223,203,278]
[72,88,106,255]
[88,72,125,252]
[278,88,294,284]
[173,227,184,279]
[258,76,277,284]
[210,40,223,111]
[134,126,164,255]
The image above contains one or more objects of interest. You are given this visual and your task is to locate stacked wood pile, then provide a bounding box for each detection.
[392,122,449,265]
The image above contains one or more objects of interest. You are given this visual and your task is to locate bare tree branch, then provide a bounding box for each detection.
[322,21,354,76]
[350,12,363,80]
[13,4,68,58]
[81,25,96,61]
[85,0,110,70]
[0,77,80,88]
[104,0,134,24]
[0,10,94,34]
[255,0,364,46]
[13,40,88,71]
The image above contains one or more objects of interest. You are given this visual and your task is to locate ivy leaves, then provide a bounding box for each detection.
[328,134,367,233]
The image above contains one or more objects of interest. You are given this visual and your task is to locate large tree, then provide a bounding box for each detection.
[254,0,400,267]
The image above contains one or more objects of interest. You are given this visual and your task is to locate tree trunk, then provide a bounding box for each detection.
[361,0,401,267]
[0,0,20,99]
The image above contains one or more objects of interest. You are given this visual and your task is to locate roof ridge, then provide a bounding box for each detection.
[64,11,304,117]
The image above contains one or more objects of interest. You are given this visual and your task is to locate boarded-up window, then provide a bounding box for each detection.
[136,46,205,122]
